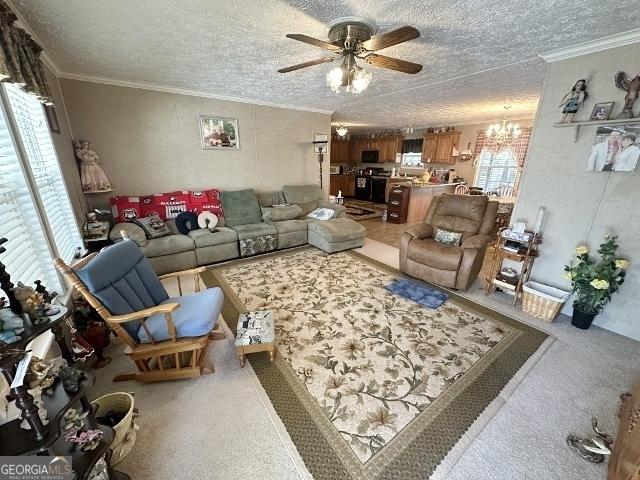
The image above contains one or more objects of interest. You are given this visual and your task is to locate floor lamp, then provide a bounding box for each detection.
[313,134,328,189]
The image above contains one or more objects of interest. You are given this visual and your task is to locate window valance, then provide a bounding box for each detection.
[473,127,532,167]
[0,0,53,104]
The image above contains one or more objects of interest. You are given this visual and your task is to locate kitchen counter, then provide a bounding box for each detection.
[389,182,460,224]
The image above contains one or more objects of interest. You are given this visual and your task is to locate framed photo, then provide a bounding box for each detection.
[199,116,239,149]
[587,124,640,172]
[589,102,614,121]
[44,105,61,134]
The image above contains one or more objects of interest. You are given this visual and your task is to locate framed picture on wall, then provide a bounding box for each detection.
[199,116,239,149]
[589,102,614,121]
[44,105,61,134]
[587,124,640,172]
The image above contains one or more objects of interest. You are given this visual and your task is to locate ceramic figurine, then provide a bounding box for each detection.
[25,356,54,389]
[559,79,588,123]
[58,366,85,393]
[11,282,40,319]
[614,71,640,119]
[0,308,24,344]
[74,140,112,192]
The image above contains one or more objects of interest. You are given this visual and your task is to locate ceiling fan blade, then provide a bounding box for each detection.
[364,54,423,74]
[286,33,343,52]
[360,26,420,51]
[278,57,335,73]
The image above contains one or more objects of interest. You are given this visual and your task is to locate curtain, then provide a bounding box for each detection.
[401,138,423,153]
[473,127,532,167]
[0,0,53,104]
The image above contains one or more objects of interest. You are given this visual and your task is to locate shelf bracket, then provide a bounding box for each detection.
[573,125,581,143]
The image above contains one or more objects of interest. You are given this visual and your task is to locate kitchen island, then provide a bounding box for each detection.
[400,182,462,224]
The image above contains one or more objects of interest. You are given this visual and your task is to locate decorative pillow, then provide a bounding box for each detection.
[133,214,172,239]
[174,211,199,235]
[306,208,335,221]
[261,205,303,223]
[433,228,463,246]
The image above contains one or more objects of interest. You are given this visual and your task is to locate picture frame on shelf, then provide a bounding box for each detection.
[44,105,61,134]
[589,102,615,121]
[199,116,239,150]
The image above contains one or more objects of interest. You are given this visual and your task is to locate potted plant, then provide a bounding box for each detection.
[564,235,629,329]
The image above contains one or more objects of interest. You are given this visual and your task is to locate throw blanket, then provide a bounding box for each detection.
[385,278,449,308]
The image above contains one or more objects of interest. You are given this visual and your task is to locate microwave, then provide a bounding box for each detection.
[329,165,343,174]
[361,150,379,163]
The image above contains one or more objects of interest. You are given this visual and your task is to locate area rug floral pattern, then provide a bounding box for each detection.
[219,249,509,463]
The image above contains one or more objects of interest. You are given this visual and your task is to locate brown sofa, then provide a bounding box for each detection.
[399,194,498,291]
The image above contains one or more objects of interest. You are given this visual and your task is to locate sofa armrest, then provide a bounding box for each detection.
[404,223,433,240]
[110,222,148,246]
[318,201,346,218]
[461,234,491,250]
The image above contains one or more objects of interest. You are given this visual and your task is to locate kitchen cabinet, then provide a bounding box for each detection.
[422,132,461,164]
[349,135,403,163]
[330,138,350,163]
[329,174,355,197]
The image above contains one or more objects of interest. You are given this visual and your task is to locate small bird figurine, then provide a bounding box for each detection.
[614,71,640,119]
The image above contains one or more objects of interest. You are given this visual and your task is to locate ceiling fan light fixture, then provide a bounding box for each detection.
[349,66,372,94]
[326,66,344,93]
[336,125,348,136]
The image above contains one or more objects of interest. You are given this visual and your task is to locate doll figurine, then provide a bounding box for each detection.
[559,79,588,123]
[74,140,112,192]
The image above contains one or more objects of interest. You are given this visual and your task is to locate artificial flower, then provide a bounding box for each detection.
[590,279,609,290]
[615,259,630,269]
[575,245,589,255]
[563,271,573,281]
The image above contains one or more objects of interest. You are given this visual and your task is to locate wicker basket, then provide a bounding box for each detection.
[91,392,138,465]
[522,281,570,323]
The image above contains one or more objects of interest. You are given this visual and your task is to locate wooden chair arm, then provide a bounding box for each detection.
[158,266,207,280]
[105,303,180,324]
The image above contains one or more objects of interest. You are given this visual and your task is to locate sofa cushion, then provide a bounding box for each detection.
[428,194,488,240]
[282,184,323,215]
[230,222,277,240]
[273,219,307,235]
[261,204,302,222]
[407,239,463,271]
[140,234,195,258]
[307,218,366,243]
[110,222,148,246]
[220,189,262,227]
[188,227,238,248]
[257,191,286,207]
[137,287,223,343]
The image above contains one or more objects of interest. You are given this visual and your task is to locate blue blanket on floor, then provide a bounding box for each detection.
[385,278,449,309]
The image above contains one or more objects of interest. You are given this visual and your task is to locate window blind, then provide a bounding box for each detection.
[0,84,82,292]
[474,148,519,192]
[0,98,61,290]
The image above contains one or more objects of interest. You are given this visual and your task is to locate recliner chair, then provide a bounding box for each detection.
[399,194,498,291]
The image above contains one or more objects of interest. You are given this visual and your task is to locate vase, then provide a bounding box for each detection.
[571,303,598,330]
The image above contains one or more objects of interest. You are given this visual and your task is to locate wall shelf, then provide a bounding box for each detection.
[553,117,640,142]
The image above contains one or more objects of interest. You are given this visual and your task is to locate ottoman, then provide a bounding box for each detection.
[234,310,276,367]
[307,217,366,253]
[230,223,278,257]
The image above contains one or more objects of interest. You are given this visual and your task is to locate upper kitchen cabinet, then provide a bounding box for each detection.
[349,135,403,163]
[422,131,461,164]
[330,138,350,163]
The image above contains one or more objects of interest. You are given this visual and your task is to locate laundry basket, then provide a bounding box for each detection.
[522,281,570,323]
[91,392,138,464]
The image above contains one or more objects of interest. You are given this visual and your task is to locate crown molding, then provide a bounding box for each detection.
[540,28,640,63]
[56,71,334,115]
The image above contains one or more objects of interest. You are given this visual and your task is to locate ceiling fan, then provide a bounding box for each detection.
[278,18,423,94]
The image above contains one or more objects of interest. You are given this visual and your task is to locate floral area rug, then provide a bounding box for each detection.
[204,247,548,480]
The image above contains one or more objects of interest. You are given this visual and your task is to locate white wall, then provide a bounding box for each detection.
[514,43,640,340]
[59,79,331,207]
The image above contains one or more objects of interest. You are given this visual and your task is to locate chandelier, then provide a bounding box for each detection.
[335,125,348,137]
[326,54,372,94]
[487,106,521,147]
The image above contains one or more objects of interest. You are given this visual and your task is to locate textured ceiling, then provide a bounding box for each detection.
[10,0,640,130]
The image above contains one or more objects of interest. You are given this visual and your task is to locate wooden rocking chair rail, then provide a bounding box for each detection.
[54,255,221,383]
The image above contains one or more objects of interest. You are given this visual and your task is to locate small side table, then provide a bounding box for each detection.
[234,310,276,367]
[83,221,112,253]
[485,229,542,306]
